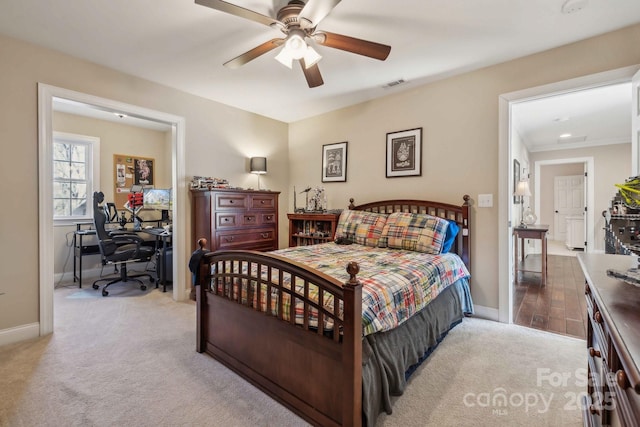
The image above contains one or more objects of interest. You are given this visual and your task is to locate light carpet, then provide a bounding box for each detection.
[0,285,585,426]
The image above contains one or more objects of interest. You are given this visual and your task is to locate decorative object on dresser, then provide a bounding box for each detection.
[577,253,640,427]
[288,212,340,247]
[604,179,640,255]
[191,188,279,252]
[249,157,267,190]
[386,128,422,178]
[195,195,471,426]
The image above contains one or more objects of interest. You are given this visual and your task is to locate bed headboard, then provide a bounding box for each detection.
[349,195,471,271]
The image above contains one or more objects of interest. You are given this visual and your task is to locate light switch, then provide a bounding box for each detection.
[478,194,493,208]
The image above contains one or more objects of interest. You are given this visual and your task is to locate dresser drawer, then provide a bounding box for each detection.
[250,194,277,210]
[215,193,247,210]
[215,228,277,251]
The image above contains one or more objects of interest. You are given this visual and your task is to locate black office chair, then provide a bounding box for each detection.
[92,191,155,296]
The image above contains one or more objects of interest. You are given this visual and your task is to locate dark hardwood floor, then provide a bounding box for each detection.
[513,253,587,339]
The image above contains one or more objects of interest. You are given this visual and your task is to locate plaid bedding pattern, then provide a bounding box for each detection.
[378,212,449,254]
[333,210,388,247]
[270,243,469,336]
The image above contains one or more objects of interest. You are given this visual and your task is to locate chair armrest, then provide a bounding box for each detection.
[112,234,144,246]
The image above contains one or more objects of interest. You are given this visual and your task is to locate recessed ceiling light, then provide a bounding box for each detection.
[114,113,127,119]
[553,117,570,122]
[559,133,572,138]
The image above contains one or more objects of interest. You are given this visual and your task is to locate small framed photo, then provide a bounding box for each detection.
[386,128,422,178]
[322,141,348,182]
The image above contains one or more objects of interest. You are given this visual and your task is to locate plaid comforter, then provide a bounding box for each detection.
[271,243,469,336]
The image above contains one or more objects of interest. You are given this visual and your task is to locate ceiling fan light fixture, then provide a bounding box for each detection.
[285,33,307,59]
[275,47,294,68]
[303,45,322,68]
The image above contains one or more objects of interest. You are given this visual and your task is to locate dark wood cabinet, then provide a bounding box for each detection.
[287,212,340,247]
[577,253,640,427]
[192,188,279,252]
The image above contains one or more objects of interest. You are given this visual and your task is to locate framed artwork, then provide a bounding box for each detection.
[513,159,521,204]
[322,141,348,182]
[386,127,422,177]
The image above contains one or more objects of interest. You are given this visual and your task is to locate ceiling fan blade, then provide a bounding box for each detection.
[299,60,324,88]
[298,0,341,29]
[224,39,284,69]
[314,31,391,61]
[195,0,280,28]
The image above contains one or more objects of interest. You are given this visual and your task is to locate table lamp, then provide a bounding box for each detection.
[514,179,532,227]
[250,157,267,190]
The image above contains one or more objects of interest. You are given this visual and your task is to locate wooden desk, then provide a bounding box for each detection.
[513,224,549,285]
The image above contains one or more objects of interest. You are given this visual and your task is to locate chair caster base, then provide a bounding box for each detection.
[141,285,147,291]
[93,284,99,290]
[102,289,109,297]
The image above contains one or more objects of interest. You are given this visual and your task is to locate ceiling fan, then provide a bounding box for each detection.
[195,0,391,88]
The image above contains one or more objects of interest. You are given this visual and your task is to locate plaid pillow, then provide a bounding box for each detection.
[334,210,388,247]
[378,212,449,254]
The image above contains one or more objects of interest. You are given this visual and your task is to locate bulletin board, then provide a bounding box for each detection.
[113,154,155,209]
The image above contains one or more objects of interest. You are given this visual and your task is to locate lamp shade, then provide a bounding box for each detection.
[514,179,531,197]
[250,157,267,174]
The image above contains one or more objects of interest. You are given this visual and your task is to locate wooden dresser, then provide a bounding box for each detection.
[577,253,640,426]
[191,188,279,252]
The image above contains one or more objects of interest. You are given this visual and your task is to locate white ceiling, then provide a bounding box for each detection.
[512,82,633,152]
[2,0,640,146]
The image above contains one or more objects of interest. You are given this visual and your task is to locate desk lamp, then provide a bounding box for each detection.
[250,157,267,190]
[514,179,532,227]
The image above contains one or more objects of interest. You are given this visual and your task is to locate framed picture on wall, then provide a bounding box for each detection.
[386,128,422,177]
[513,159,521,204]
[322,141,348,182]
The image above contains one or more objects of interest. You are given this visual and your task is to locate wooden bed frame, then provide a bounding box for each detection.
[196,196,471,427]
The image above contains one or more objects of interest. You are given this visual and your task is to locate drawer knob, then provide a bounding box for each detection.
[616,370,629,389]
[588,347,601,358]
[225,236,234,242]
[230,200,234,204]
[594,311,603,324]
[261,233,269,238]
[246,217,253,221]
[224,218,230,222]
[266,216,272,220]
[260,200,265,204]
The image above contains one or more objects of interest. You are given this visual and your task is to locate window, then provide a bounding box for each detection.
[53,132,100,223]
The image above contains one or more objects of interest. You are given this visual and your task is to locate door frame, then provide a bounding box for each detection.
[38,83,187,335]
[498,64,640,324]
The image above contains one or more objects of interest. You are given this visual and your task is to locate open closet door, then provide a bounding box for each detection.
[632,69,640,175]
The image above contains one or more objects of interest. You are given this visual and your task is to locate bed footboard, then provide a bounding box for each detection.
[197,250,363,427]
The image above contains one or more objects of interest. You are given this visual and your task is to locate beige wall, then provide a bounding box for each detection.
[2,23,640,336]
[0,34,288,332]
[531,143,632,252]
[289,24,640,310]
[52,111,172,278]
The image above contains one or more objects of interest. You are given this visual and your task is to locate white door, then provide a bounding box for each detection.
[554,175,584,242]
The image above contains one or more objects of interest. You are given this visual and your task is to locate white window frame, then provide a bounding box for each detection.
[52,131,100,226]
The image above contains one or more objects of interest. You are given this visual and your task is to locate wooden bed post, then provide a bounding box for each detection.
[196,259,209,353]
[342,261,362,427]
[461,194,471,269]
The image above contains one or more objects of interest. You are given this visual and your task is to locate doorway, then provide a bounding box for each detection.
[498,64,640,325]
[38,84,187,335]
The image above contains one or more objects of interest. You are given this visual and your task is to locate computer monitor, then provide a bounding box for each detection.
[143,188,172,211]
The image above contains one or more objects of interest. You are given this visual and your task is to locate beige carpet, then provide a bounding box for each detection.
[0,285,585,426]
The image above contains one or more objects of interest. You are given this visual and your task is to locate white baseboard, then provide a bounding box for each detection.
[472,304,500,322]
[0,322,40,347]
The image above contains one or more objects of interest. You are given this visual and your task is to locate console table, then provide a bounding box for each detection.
[513,224,549,285]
